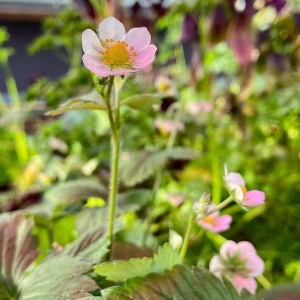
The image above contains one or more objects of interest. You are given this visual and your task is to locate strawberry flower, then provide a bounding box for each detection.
[224,165,265,207]
[82,16,157,77]
[197,204,232,233]
[209,240,264,294]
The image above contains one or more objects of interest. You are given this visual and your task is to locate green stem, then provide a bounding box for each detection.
[198,196,234,219]
[180,196,234,260]
[180,213,196,259]
[107,133,120,252]
[256,274,271,289]
[2,62,29,165]
[101,76,121,258]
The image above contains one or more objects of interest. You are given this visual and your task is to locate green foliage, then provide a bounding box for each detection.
[44,179,107,207]
[46,91,107,116]
[95,243,181,282]
[101,264,255,300]
[19,256,99,300]
[121,94,162,110]
[256,283,300,300]
[119,147,200,187]
[0,213,101,299]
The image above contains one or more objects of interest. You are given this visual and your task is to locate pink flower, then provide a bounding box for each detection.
[224,165,265,207]
[82,16,157,77]
[154,119,185,134]
[197,204,232,233]
[188,101,213,115]
[209,240,264,294]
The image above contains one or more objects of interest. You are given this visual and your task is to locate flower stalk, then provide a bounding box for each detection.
[99,76,121,257]
[180,195,234,259]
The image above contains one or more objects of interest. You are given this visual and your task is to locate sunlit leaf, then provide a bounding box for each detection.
[121,94,161,110]
[19,256,99,300]
[85,197,106,208]
[101,264,255,300]
[0,213,39,299]
[95,243,181,282]
[46,90,107,116]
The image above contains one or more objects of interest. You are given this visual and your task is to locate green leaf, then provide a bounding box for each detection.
[121,94,161,110]
[101,264,255,300]
[0,213,39,299]
[256,283,300,300]
[95,243,181,282]
[119,147,200,187]
[152,243,182,273]
[62,228,110,264]
[46,90,107,116]
[44,179,107,207]
[85,197,106,208]
[95,257,153,282]
[19,256,99,300]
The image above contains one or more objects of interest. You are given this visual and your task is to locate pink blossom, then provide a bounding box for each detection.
[82,17,157,77]
[164,192,185,207]
[154,119,185,134]
[197,204,232,233]
[188,101,213,115]
[209,240,264,294]
[224,165,265,207]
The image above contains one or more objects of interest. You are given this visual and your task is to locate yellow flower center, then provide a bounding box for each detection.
[202,215,216,226]
[100,40,137,70]
[240,185,247,196]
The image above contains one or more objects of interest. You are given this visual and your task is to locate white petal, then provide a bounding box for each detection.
[82,54,111,77]
[132,45,157,69]
[82,29,102,55]
[125,27,151,52]
[98,16,126,42]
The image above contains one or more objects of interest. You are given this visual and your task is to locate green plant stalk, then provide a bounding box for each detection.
[2,61,29,165]
[107,134,120,251]
[208,106,222,204]
[180,212,196,259]
[101,77,121,256]
[256,274,271,289]
[180,196,234,259]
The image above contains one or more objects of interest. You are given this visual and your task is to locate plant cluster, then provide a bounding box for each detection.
[0,0,300,299]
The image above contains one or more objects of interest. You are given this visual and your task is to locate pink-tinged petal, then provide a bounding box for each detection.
[132,45,157,68]
[209,255,224,274]
[82,29,102,55]
[243,190,265,207]
[125,27,151,51]
[244,253,264,277]
[237,241,257,256]
[232,274,257,294]
[214,215,232,233]
[226,172,245,186]
[82,54,139,77]
[98,16,125,42]
[220,240,238,259]
[82,54,110,76]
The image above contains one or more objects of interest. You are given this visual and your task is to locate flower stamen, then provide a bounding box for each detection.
[100,41,138,70]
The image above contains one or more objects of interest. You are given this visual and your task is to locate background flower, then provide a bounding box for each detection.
[197,204,232,233]
[82,16,157,77]
[224,166,265,207]
[209,240,264,294]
